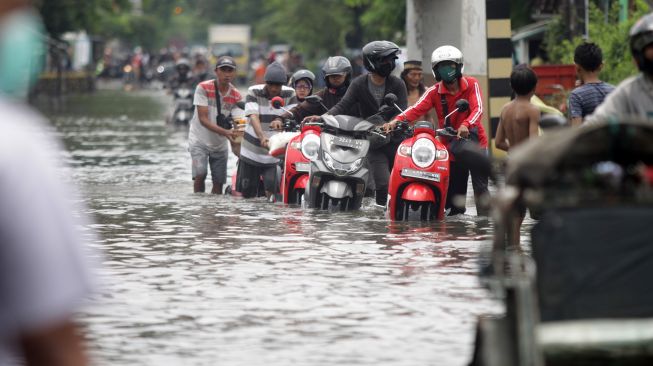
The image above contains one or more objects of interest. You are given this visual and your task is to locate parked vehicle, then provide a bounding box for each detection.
[470,117,653,366]
[208,24,251,83]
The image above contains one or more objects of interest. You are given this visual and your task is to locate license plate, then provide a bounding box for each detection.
[295,162,310,172]
[333,136,359,148]
[401,168,440,182]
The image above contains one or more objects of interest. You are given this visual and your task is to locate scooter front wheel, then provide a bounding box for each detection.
[292,189,304,205]
[400,200,438,221]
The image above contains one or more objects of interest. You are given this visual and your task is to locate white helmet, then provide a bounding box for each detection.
[430,45,464,81]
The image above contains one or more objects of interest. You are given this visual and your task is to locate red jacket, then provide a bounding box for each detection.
[396,76,488,148]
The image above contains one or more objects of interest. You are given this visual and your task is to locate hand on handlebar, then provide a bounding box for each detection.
[457,125,470,139]
[382,120,399,134]
[303,115,321,123]
[270,118,283,131]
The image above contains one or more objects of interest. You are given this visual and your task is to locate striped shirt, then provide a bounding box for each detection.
[241,84,297,165]
[188,80,242,151]
[568,81,615,119]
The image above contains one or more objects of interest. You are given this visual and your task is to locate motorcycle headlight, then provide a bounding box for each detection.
[301,134,320,161]
[350,158,363,172]
[323,150,336,171]
[435,149,449,161]
[411,138,436,168]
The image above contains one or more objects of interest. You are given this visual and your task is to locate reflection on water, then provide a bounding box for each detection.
[44,90,505,366]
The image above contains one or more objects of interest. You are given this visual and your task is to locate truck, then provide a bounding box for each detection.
[208,24,251,83]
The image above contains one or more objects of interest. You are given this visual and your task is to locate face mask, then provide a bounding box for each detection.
[641,54,653,77]
[437,64,458,83]
[0,10,45,98]
[375,60,395,77]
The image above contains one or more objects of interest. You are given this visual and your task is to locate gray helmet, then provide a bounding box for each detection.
[630,12,653,72]
[362,40,400,74]
[321,56,352,77]
[264,61,288,84]
[290,69,316,86]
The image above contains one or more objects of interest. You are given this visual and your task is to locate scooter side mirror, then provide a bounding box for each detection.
[305,95,323,105]
[455,99,469,113]
[540,113,568,129]
[383,93,398,106]
[271,96,284,109]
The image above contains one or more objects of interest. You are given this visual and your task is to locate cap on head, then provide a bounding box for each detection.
[215,55,236,70]
[264,61,288,84]
[403,60,422,71]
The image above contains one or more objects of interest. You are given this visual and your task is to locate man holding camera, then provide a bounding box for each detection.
[188,55,242,194]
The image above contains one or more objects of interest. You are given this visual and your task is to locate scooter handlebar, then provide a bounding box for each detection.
[436,127,458,137]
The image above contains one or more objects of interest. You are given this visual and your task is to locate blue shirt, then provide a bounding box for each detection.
[568,81,615,119]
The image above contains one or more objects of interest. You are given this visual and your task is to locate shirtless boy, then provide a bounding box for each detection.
[495,65,540,152]
[495,65,540,244]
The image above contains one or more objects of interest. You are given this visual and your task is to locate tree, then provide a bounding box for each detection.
[34,0,131,38]
[543,0,650,85]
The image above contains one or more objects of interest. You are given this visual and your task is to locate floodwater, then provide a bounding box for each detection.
[43,88,509,366]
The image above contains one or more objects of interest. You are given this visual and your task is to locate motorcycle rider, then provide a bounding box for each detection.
[585,12,653,123]
[238,61,297,200]
[289,69,315,102]
[273,56,357,123]
[168,58,193,91]
[384,45,489,216]
[323,41,408,205]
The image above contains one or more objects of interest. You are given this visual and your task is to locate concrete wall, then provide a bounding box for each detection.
[406,0,490,143]
[407,0,486,78]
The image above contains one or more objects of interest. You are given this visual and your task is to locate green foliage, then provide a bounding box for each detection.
[34,0,131,37]
[37,0,406,56]
[544,0,651,85]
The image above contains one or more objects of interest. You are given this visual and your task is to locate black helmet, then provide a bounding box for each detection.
[362,40,400,76]
[630,12,653,73]
[322,56,352,89]
[175,58,191,74]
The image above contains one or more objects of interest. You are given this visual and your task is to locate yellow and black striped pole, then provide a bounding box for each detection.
[486,0,512,156]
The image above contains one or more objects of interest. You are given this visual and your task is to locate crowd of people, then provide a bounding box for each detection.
[187,12,653,220]
[2,0,653,361]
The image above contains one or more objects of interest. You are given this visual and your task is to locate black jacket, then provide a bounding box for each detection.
[327,74,407,121]
[280,87,357,122]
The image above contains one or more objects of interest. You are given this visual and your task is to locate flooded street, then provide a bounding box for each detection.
[44,89,505,366]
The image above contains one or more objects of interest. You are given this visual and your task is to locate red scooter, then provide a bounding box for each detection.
[269,96,323,204]
[386,100,469,220]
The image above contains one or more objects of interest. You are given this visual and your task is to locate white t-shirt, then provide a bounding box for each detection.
[0,99,95,363]
[188,80,243,151]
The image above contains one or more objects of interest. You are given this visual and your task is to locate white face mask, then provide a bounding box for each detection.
[0,9,45,98]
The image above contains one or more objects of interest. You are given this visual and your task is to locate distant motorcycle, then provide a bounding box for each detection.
[171,85,194,125]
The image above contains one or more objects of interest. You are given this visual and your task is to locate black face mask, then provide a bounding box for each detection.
[642,57,653,77]
[375,60,395,77]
